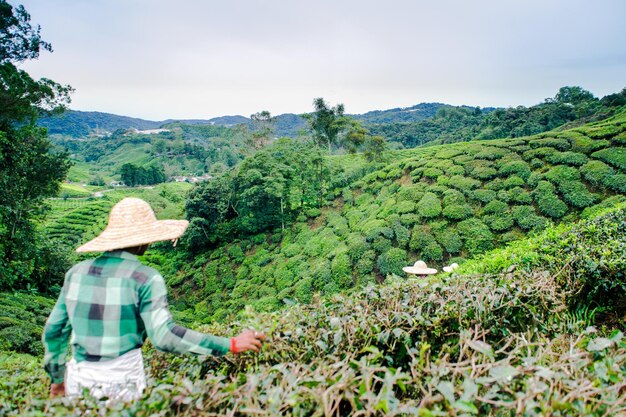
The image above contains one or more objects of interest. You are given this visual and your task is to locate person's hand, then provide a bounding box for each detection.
[50,382,65,398]
[231,329,265,354]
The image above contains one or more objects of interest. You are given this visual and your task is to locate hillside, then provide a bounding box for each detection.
[155,108,626,322]
[369,87,626,148]
[3,203,626,415]
[38,103,481,139]
[32,108,626,321]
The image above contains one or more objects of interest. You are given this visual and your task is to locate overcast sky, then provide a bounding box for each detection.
[16,0,626,120]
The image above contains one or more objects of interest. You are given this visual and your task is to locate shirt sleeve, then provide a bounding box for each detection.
[138,273,230,356]
[42,285,72,384]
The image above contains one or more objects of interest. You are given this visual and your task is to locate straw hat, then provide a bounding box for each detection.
[76,198,189,253]
[443,262,459,273]
[402,260,437,275]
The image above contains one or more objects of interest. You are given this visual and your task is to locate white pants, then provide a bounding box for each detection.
[66,348,146,403]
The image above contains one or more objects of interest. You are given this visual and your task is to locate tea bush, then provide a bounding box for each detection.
[533,181,568,218]
[416,192,442,218]
[580,160,615,185]
[592,147,626,171]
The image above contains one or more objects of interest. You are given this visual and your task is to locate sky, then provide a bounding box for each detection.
[15,0,626,121]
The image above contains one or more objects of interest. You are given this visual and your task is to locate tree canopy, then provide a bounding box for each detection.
[0,0,72,292]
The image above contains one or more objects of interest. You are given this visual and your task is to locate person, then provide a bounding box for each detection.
[402,260,438,278]
[43,197,265,401]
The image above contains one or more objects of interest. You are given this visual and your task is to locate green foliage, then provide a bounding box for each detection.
[457,218,494,254]
[442,204,473,220]
[581,160,614,186]
[436,228,463,254]
[498,160,531,180]
[377,247,407,276]
[512,205,549,231]
[120,163,166,186]
[559,180,597,208]
[592,147,626,171]
[416,192,442,218]
[534,181,568,219]
[0,292,53,356]
[465,204,626,309]
[546,151,589,166]
[472,188,497,203]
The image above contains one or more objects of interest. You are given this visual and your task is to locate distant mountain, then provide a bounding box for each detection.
[352,102,447,124]
[39,103,475,138]
[38,111,251,138]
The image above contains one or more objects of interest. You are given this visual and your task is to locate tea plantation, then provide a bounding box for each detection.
[2,203,626,416]
[167,108,626,322]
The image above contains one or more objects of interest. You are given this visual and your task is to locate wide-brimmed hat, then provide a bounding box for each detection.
[76,198,189,253]
[402,260,437,275]
[443,262,459,273]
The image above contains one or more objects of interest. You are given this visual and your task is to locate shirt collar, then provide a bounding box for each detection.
[101,250,139,261]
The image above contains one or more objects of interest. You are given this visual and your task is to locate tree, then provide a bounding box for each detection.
[0,0,72,292]
[304,98,348,152]
[247,110,275,151]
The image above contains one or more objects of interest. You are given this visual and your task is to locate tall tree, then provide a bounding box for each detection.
[0,0,72,292]
[247,110,275,151]
[304,98,348,152]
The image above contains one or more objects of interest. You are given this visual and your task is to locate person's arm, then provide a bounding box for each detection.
[139,273,233,356]
[42,286,72,388]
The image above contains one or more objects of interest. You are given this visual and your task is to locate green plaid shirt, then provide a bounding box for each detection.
[42,251,230,384]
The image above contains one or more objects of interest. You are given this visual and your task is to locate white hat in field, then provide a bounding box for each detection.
[76,198,189,253]
[443,263,459,273]
[402,260,437,275]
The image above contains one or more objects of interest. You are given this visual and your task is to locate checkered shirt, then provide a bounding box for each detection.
[42,251,230,384]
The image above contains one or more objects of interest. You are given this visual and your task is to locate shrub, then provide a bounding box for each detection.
[529,158,544,169]
[604,173,626,193]
[530,138,571,150]
[423,167,443,179]
[586,124,622,139]
[559,181,597,208]
[293,277,313,303]
[592,147,626,171]
[377,248,408,276]
[392,223,411,248]
[570,135,610,154]
[417,192,442,218]
[442,204,473,220]
[457,218,494,254]
[355,250,376,276]
[410,225,433,248]
[396,200,415,214]
[448,175,481,190]
[512,205,549,231]
[475,147,509,160]
[523,147,557,160]
[331,252,353,289]
[421,241,444,261]
[471,189,497,203]
[442,189,466,205]
[470,166,498,180]
[502,175,526,189]
[543,165,581,184]
[397,184,425,202]
[498,160,531,180]
[546,151,589,166]
[346,234,370,262]
[436,228,463,254]
[534,181,568,219]
[580,160,614,186]
[371,236,392,254]
[444,165,465,176]
[483,212,514,232]
[483,200,508,215]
